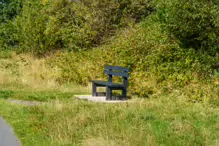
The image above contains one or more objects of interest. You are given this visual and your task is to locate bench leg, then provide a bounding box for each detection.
[92,83,97,97]
[122,88,127,99]
[106,86,112,100]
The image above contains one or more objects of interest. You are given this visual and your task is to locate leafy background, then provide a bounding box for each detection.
[0,0,218,98]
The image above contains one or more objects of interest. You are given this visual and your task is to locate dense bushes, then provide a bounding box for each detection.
[1,0,218,54]
[0,0,154,55]
[0,0,23,48]
[43,0,154,52]
[156,0,219,51]
[0,0,23,23]
[0,0,219,97]
[15,0,51,55]
[48,19,218,97]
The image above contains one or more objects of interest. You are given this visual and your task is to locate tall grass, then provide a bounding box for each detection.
[49,20,219,98]
[1,95,219,145]
[0,52,91,93]
[0,52,218,146]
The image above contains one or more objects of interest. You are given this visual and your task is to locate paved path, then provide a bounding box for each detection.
[0,99,40,146]
[0,117,21,146]
[75,95,128,103]
[7,99,41,106]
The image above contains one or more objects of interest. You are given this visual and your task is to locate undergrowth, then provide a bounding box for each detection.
[0,0,218,99]
[48,18,219,98]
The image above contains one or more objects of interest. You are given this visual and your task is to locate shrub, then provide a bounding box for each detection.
[0,0,23,48]
[1,0,218,98]
[1,0,154,55]
[14,0,52,55]
[44,0,154,51]
[155,0,219,51]
[48,17,218,97]
[0,0,23,23]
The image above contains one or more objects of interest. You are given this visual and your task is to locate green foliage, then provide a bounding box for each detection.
[48,18,218,97]
[44,0,154,51]
[0,0,23,23]
[0,0,219,98]
[0,90,13,99]
[0,89,73,101]
[14,0,52,55]
[0,0,23,48]
[155,0,219,51]
[0,0,154,55]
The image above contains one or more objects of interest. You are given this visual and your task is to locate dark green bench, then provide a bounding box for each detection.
[91,65,129,100]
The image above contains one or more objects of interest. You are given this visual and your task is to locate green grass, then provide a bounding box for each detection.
[0,93,219,146]
[0,52,218,145]
[0,83,90,101]
[0,89,74,101]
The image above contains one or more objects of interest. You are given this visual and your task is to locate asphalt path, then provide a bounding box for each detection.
[0,117,20,146]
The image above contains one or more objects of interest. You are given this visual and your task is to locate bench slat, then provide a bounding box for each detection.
[92,80,125,88]
[104,70,129,77]
[104,65,129,72]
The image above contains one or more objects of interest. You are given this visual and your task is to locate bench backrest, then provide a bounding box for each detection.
[104,65,129,87]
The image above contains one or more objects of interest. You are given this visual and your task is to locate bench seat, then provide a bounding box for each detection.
[92,80,124,88]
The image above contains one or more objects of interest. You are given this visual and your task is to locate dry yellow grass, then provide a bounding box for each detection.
[0,53,91,92]
[0,53,58,88]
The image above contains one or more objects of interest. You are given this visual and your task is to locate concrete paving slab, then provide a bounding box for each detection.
[0,117,21,146]
[75,95,128,103]
[7,99,41,106]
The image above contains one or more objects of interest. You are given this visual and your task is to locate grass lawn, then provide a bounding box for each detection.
[0,87,219,146]
[0,53,219,145]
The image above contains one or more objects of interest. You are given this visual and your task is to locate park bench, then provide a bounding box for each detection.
[91,65,129,100]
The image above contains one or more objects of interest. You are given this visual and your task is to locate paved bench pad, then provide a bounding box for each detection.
[75,95,127,103]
